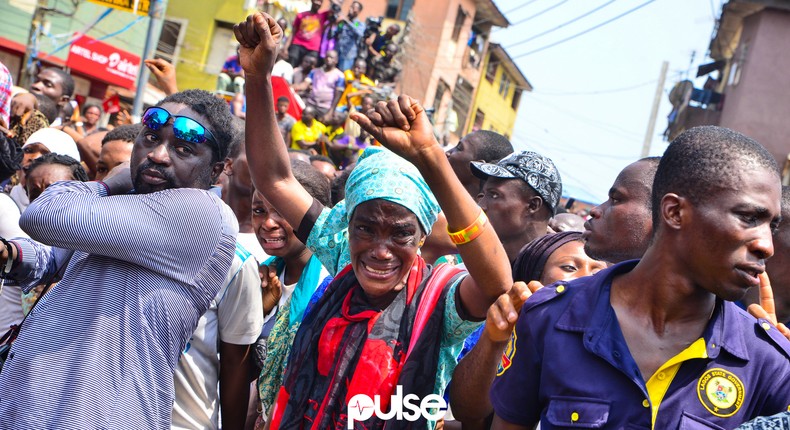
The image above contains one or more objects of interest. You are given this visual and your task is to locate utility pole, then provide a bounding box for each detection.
[20,0,49,88]
[132,0,168,118]
[641,60,669,158]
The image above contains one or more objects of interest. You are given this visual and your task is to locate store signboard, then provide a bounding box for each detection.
[67,35,141,89]
[87,0,149,16]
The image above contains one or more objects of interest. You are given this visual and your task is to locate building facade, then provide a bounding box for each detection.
[466,42,530,138]
[665,0,790,182]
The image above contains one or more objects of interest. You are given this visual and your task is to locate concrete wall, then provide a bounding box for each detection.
[718,8,790,165]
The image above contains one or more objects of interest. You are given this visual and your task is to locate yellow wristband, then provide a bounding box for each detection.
[447,210,488,245]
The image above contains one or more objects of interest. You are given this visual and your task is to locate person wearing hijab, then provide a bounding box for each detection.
[449,232,606,429]
[512,231,607,285]
[237,12,512,429]
[10,128,81,212]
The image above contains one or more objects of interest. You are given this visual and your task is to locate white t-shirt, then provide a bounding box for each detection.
[236,232,268,264]
[8,184,29,214]
[272,60,294,84]
[171,243,264,430]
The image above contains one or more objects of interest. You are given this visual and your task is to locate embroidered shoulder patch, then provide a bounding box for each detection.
[697,368,745,417]
[496,330,517,376]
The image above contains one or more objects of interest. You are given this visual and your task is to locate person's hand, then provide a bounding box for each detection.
[484,281,543,343]
[748,272,790,341]
[116,110,133,126]
[145,58,178,95]
[100,161,133,195]
[350,95,438,164]
[259,262,282,315]
[233,12,283,80]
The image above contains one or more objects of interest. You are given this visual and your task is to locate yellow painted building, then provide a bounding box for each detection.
[466,43,530,138]
[161,0,257,92]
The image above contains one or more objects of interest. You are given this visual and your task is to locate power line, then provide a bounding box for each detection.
[529,95,643,139]
[535,78,658,96]
[506,0,617,50]
[512,0,658,59]
[502,0,541,15]
[508,0,569,27]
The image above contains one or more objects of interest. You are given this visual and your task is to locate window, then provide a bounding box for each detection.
[512,88,522,110]
[485,58,497,83]
[451,77,474,133]
[386,0,415,20]
[472,109,485,131]
[156,18,187,64]
[498,73,511,97]
[432,79,449,114]
[451,6,467,41]
[204,23,236,75]
[466,25,485,69]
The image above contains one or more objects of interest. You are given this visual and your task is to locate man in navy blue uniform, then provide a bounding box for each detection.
[490,126,790,430]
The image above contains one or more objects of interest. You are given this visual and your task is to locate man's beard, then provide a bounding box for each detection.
[132,161,177,193]
[132,160,214,193]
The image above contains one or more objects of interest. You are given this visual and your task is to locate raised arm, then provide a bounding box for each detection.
[234,13,314,231]
[351,97,512,319]
[451,281,539,424]
[18,180,233,285]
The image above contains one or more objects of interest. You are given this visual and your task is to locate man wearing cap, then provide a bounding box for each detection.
[472,150,562,262]
[0,89,239,428]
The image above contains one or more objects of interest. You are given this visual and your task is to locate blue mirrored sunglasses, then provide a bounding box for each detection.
[142,106,218,148]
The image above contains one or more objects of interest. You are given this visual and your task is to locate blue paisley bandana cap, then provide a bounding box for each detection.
[344,146,440,235]
[470,150,563,211]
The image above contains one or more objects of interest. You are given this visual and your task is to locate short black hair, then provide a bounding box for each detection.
[43,67,75,98]
[27,152,88,182]
[292,160,331,206]
[34,93,58,124]
[309,154,335,166]
[331,166,354,206]
[102,124,143,146]
[277,96,289,104]
[781,186,790,217]
[469,130,513,163]
[157,89,235,162]
[651,126,779,230]
[635,156,661,210]
[226,116,245,160]
[81,103,102,116]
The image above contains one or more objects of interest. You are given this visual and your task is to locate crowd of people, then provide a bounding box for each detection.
[221,0,402,170]
[0,9,788,430]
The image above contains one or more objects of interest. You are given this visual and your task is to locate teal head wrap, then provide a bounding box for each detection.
[343,147,440,235]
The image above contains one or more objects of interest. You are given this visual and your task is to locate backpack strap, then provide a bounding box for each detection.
[406,263,464,361]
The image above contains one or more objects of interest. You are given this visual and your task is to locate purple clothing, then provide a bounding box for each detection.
[491,261,790,429]
[222,56,243,75]
[306,67,344,110]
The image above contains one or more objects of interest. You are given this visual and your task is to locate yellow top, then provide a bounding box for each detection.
[644,338,708,429]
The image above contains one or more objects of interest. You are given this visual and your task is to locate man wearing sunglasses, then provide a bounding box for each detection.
[0,89,240,429]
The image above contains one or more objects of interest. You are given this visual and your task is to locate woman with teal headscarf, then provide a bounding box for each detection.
[237,12,513,430]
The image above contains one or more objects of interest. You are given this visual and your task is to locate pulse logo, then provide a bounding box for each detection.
[347,386,447,428]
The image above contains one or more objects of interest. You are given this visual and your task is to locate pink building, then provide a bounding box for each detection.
[356,0,509,143]
[666,0,790,182]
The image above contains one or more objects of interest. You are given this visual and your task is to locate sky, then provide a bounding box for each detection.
[487,0,720,204]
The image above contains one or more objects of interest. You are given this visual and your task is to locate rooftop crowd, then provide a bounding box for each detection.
[0,6,788,430]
